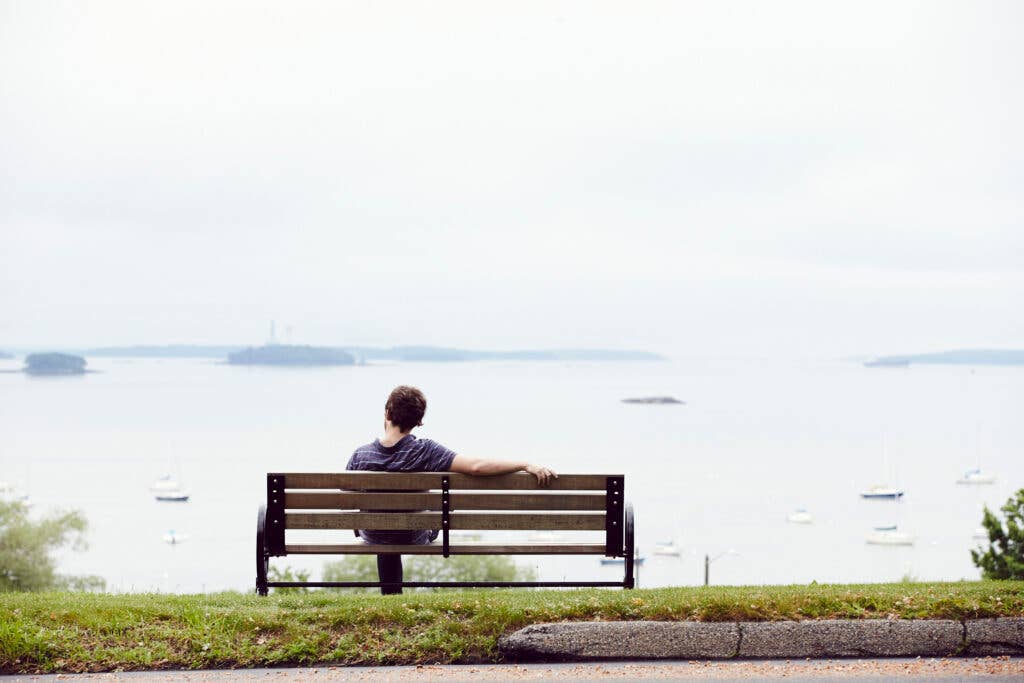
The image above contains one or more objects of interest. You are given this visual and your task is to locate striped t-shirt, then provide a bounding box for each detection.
[346,434,457,545]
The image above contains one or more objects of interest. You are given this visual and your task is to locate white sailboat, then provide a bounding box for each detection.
[957,468,995,485]
[653,540,682,556]
[860,485,904,499]
[151,451,191,502]
[861,433,904,499]
[957,421,997,485]
[866,525,915,546]
[786,508,814,524]
[151,474,190,502]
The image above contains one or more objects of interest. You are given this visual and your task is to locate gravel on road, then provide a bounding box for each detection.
[6,657,1024,682]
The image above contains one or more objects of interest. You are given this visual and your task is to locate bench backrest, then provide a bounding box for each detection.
[264,472,625,557]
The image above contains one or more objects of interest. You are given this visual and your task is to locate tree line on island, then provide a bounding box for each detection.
[72,344,665,362]
[22,352,88,375]
[5,345,665,372]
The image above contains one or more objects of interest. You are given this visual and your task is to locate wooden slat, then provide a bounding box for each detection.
[284,543,607,555]
[276,472,616,491]
[285,492,607,511]
[286,511,606,531]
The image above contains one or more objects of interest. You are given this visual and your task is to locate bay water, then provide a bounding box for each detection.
[1,355,1020,593]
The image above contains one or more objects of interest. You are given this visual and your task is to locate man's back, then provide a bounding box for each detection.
[346,433,456,544]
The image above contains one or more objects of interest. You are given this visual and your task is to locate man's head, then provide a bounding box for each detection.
[385,385,427,433]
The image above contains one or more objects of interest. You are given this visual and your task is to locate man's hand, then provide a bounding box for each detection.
[525,464,558,486]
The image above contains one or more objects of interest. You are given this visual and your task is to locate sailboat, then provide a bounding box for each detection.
[151,474,190,502]
[957,423,996,485]
[866,524,914,546]
[861,433,904,499]
[957,468,995,485]
[786,508,814,524]
[653,540,682,556]
[860,485,904,499]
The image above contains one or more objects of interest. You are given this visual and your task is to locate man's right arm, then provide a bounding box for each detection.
[449,455,557,485]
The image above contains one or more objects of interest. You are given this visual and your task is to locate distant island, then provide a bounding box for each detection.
[227,345,356,366]
[865,349,1024,367]
[70,344,665,362]
[24,352,87,376]
[0,350,13,360]
[622,396,685,405]
[864,358,910,368]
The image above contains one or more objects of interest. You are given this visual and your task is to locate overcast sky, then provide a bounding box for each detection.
[1,1,1021,357]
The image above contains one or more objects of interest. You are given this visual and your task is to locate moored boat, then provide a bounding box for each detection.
[787,508,814,524]
[860,485,904,500]
[866,525,914,546]
[653,540,681,556]
[956,468,995,485]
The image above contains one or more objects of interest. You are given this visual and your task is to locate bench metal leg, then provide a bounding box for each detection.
[256,504,269,596]
[623,502,635,589]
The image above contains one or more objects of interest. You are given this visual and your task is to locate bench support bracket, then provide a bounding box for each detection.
[441,475,451,558]
[605,476,625,557]
[266,474,286,556]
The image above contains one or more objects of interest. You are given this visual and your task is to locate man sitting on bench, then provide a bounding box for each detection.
[346,385,557,594]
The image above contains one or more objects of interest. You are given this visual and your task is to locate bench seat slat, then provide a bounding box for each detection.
[276,472,616,491]
[283,543,608,555]
[286,511,606,531]
[285,492,607,511]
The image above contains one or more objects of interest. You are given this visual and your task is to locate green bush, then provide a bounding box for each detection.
[971,488,1024,580]
[0,500,105,592]
[266,565,311,594]
[321,555,536,591]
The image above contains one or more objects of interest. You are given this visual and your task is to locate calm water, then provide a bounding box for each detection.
[1,355,1021,593]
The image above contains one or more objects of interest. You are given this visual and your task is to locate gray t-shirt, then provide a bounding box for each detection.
[346,434,457,545]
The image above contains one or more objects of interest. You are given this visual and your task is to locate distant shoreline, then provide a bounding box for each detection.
[863,349,1024,367]
[17,344,667,363]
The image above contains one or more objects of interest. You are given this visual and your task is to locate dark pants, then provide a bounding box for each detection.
[376,554,403,595]
[371,530,438,595]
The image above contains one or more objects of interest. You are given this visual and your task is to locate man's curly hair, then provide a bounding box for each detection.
[385,385,427,432]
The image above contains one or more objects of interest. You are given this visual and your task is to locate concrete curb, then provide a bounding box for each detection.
[497,618,1024,661]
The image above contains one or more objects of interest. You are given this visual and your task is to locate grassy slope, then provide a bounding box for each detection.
[2,582,1023,673]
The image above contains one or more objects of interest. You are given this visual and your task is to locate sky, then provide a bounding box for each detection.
[1,1,1021,357]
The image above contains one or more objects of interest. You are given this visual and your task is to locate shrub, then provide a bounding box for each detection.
[322,555,536,592]
[0,499,105,591]
[971,488,1024,580]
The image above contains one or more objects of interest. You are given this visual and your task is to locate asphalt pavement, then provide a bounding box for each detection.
[5,658,1024,682]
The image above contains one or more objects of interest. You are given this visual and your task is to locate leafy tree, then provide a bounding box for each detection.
[0,499,105,592]
[971,488,1024,580]
[266,565,311,594]
[322,555,536,592]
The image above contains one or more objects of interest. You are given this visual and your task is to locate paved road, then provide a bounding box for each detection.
[6,658,1024,682]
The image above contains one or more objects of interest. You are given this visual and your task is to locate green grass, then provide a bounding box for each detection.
[2,581,1022,673]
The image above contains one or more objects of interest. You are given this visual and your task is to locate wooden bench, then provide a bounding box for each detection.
[256,471,635,594]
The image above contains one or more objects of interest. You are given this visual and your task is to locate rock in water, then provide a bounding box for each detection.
[621,396,684,404]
